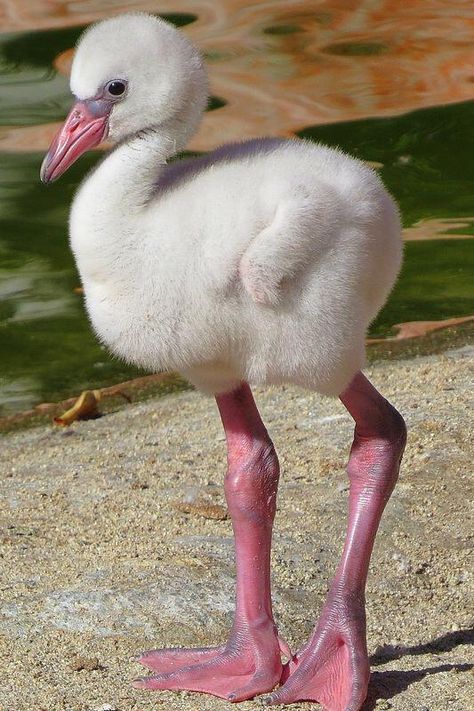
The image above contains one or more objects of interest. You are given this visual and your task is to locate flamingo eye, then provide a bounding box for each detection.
[105,80,127,97]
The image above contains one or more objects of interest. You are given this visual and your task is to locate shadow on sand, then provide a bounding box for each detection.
[361,628,473,709]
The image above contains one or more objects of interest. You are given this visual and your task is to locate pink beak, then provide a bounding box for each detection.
[40,99,110,183]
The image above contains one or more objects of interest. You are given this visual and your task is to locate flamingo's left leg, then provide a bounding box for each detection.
[266,372,406,711]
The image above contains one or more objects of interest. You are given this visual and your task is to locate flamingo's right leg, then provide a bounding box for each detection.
[134,382,285,702]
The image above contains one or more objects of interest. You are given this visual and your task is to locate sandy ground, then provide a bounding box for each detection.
[0,347,473,711]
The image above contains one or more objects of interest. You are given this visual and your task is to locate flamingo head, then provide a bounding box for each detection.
[41,13,208,183]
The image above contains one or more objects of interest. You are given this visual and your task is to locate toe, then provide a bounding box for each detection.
[263,685,293,706]
[132,669,253,700]
[132,676,160,690]
[227,670,280,703]
[137,646,222,672]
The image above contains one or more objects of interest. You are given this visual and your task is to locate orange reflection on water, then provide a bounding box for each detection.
[1,0,473,151]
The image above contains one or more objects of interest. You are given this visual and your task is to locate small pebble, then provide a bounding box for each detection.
[131,480,150,489]
[69,656,101,671]
[173,499,229,520]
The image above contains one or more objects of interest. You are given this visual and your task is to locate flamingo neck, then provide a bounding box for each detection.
[70,124,185,277]
[93,126,181,212]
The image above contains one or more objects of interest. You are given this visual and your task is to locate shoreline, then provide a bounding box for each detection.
[1,316,473,434]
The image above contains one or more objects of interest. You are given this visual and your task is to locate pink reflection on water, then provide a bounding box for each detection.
[1,0,473,152]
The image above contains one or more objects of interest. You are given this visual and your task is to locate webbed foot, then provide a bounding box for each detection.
[133,623,287,702]
[266,593,369,711]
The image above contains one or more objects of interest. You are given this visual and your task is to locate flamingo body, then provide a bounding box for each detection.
[70,136,401,395]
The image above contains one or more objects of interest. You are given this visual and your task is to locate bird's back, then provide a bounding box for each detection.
[73,138,401,396]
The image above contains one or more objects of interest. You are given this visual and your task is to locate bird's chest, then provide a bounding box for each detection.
[69,181,235,374]
[82,267,190,372]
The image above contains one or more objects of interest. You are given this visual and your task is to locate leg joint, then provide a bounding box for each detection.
[225,440,279,496]
[355,399,407,448]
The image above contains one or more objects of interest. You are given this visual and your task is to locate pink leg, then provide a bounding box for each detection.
[133,383,286,701]
[266,372,406,711]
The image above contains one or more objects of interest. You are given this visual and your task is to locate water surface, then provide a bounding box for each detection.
[0,4,473,414]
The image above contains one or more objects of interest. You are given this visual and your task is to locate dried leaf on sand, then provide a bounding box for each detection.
[53,390,102,426]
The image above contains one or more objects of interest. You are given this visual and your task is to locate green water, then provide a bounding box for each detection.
[298,101,474,334]
[298,100,474,227]
[0,18,473,414]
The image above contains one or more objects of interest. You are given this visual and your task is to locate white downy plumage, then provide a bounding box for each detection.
[68,12,402,396]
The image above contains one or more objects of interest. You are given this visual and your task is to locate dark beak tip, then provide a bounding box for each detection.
[40,156,55,184]
[40,174,56,185]
[40,159,49,184]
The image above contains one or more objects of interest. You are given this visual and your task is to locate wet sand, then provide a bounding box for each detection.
[0,346,473,711]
